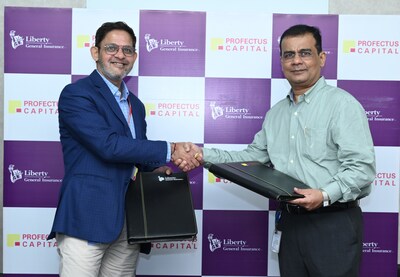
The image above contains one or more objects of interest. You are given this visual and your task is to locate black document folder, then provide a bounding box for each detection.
[125,172,197,244]
[208,161,310,201]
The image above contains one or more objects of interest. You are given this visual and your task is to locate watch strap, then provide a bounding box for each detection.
[321,190,330,207]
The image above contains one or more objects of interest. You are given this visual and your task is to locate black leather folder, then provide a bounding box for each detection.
[208,161,310,201]
[125,172,197,244]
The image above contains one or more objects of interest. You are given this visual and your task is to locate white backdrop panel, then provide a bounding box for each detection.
[72,9,140,76]
[139,76,205,143]
[205,12,272,78]
[338,15,400,81]
[3,207,58,274]
[203,144,270,211]
[360,146,400,213]
[4,73,68,141]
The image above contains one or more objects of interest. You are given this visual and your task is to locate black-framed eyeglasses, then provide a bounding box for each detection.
[100,43,136,56]
[281,49,313,62]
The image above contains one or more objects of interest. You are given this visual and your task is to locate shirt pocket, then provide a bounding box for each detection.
[303,127,328,161]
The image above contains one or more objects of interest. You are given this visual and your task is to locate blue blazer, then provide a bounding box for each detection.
[49,70,167,244]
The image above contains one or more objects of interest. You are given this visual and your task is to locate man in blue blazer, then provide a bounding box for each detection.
[48,21,199,277]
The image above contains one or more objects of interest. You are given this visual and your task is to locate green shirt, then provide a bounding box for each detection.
[204,77,376,204]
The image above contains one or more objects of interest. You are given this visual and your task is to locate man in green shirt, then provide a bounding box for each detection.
[184,24,376,276]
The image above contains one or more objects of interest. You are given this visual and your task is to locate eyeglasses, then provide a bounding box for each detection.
[281,50,313,62]
[100,44,136,56]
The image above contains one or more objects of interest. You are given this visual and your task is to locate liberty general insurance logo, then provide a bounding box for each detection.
[8,164,62,184]
[207,233,261,253]
[143,33,200,53]
[9,29,65,50]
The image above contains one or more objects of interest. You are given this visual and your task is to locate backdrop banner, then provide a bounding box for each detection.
[3,7,400,276]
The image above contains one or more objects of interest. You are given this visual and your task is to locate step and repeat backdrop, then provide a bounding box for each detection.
[3,6,400,277]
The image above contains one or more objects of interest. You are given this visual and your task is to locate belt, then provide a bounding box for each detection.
[280,200,359,215]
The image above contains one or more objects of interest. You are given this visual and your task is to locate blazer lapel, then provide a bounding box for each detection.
[128,93,144,139]
[89,71,131,135]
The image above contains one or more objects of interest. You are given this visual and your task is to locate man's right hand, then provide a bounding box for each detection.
[171,142,203,172]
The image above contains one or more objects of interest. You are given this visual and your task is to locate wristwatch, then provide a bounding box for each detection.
[321,190,331,207]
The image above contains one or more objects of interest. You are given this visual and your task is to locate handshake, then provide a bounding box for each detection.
[170,142,203,172]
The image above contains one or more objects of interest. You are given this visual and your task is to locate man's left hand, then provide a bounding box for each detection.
[153,166,173,175]
[289,187,324,211]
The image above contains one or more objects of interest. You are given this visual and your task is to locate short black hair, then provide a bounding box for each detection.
[279,24,322,55]
[94,21,136,48]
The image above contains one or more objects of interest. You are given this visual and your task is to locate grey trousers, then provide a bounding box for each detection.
[277,206,363,277]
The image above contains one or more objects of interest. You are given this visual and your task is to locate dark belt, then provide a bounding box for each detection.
[280,200,359,215]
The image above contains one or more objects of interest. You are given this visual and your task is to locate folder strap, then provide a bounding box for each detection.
[138,175,148,238]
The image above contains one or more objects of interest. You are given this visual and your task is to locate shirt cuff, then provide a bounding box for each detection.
[166,141,172,162]
[322,182,341,204]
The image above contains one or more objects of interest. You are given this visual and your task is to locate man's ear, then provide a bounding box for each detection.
[90,46,99,62]
[132,52,138,63]
[319,51,326,68]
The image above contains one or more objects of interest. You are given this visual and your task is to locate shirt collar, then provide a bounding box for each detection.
[287,76,326,104]
[97,70,129,100]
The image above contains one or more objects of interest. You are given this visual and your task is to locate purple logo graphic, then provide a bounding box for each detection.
[139,10,206,77]
[205,78,270,144]
[9,30,24,49]
[143,33,160,52]
[207,233,222,252]
[8,164,23,183]
[202,210,268,275]
[4,141,64,207]
[4,7,72,74]
[361,213,398,276]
